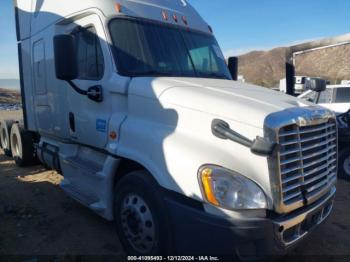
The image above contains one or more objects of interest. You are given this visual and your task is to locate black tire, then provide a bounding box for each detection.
[0,120,14,157]
[338,148,350,181]
[114,171,173,255]
[10,123,36,167]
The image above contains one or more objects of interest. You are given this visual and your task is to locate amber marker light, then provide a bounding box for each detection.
[182,16,188,25]
[115,3,122,13]
[110,131,117,140]
[162,10,169,21]
[200,168,219,206]
[173,14,178,23]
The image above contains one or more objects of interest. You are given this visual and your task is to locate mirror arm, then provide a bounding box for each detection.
[67,80,88,96]
[66,80,103,102]
[212,119,276,156]
[315,92,321,104]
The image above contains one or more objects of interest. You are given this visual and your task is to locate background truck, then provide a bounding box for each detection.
[298,84,350,181]
[299,84,350,114]
[0,0,337,259]
[279,76,323,95]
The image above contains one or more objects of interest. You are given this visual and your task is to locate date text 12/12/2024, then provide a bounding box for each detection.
[127,256,220,261]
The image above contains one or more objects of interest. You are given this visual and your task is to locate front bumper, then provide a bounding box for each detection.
[165,187,336,260]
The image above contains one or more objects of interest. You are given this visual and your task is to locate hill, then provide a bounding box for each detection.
[238,44,350,88]
[0,79,20,90]
[238,47,287,87]
[0,88,21,104]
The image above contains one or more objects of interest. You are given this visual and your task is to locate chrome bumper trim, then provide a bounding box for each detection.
[273,186,336,247]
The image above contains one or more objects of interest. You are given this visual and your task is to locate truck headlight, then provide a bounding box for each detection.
[198,165,267,210]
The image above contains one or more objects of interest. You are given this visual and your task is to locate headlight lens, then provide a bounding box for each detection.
[199,165,267,210]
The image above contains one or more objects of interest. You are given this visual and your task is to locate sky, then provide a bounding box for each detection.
[1,0,350,79]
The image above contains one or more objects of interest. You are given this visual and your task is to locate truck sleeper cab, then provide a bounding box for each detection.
[5,0,337,259]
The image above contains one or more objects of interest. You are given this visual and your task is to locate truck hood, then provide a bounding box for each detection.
[129,77,313,128]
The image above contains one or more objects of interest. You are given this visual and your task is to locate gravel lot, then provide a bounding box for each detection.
[0,110,23,121]
[0,150,349,261]
[0,111,350,261]
[0,150,124,261]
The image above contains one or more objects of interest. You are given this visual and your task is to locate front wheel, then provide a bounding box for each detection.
[339,148,350,181]
[114,171,173,255]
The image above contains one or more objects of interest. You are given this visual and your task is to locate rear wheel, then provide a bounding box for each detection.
[114,171,172,255]
[10,123,36,167]
[339,148,350,181]
[0,120,14,157]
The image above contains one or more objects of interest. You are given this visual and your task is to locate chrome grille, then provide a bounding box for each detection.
[278,120,337,206]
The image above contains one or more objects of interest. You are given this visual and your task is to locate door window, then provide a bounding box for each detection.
[73,26,104,80]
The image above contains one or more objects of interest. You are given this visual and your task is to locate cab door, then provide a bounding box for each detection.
[32,38,52,132]
[65,14,112,148]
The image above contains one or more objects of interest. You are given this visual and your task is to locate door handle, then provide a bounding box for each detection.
[87,85,103,102]
[69,112,75,132]
[66,81,103,103]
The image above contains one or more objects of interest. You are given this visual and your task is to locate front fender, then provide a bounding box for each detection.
[111,95,274,207]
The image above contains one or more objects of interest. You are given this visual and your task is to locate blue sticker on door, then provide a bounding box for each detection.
[96,119,107,133]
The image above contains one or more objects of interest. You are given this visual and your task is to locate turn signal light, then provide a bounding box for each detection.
[110,131,117,140]
[200,168,219,206]
[115,3,122,13]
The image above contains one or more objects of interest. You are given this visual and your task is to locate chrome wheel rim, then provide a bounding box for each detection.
[1,128,7,148]
[121,194,156,253]
[12,134,20,156]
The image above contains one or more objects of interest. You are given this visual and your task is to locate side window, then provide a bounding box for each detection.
[335,88,350,103]
[73,26,104,80]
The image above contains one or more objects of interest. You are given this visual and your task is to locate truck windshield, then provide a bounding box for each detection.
[109,18,232,80]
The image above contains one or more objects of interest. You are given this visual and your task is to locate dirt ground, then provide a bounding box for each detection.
[0,150,124,261]
[1,111,124,261]
[1,111,350,261]
[0,151,350,261]
[0,110,23,121]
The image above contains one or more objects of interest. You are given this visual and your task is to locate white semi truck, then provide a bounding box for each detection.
[0,0,337,259]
